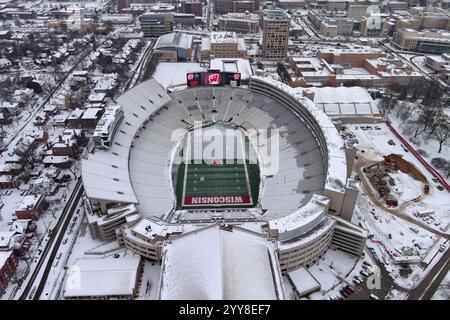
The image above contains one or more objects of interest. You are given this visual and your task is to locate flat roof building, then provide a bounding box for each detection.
[154,32,193,61]
[200,32,247,60]
[218,12,260,34]
[63,257,142,300]
[138,12,174,37]
[393,28,450,53]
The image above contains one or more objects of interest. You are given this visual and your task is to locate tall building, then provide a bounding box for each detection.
[261,10,291,59]
[138,13,174,37]
[178,1,203,17]
[117,0,130,11]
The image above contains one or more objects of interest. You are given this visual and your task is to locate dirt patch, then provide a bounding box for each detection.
[383,154,427,184]
[362,154,427,207]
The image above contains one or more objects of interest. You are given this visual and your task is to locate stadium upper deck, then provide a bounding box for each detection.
[82,77,347,220]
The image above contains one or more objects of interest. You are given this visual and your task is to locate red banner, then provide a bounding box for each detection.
[184,195,251,206]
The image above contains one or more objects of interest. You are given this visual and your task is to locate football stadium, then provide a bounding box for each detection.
[81,74,367,299]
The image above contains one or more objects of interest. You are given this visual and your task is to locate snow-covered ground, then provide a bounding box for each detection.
[343,121,448,291]
[283,248,380,300]
[389,171,424,206]
[431,270,450,300]
[354,195,439,290]
[347,123,450,235]
[387,104,450,185]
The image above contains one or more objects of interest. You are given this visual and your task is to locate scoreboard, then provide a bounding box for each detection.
[187,70,241,87]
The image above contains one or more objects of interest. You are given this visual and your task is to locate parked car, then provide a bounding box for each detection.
[344,285,354,293]
[360,270,369,277]
[370,293,380,300]
[339,289,348,298]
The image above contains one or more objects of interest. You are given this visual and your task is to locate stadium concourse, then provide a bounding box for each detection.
[80,76,368,299]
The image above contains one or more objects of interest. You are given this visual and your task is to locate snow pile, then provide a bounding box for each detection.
[389,171,423,204]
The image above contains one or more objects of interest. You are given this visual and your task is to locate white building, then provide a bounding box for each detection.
[63,256,142,300]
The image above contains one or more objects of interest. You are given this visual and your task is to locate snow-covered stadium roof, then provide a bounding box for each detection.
[159,225,283,300]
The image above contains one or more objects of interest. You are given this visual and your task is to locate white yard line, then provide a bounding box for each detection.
[238,132,253,203]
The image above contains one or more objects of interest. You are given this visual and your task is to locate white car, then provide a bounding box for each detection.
[370,294,380,300]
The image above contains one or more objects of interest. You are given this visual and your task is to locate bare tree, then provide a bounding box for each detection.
[379,95,398,115]
[413,104,441,138]
[396,101,408,118]
[433,120,450,153]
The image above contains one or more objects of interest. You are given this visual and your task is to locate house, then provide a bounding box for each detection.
[29,175,58,196]
[0,58,12,72]
[80,108,104,129]
[0,101,19,116]
[0,231,31,256]
[42,155,72,169]
[0,175,20,189]
[15,194,47,220]
[87,92,106,104]
[52,134,78,158]
[25,130,49,149]
[13,89,34,103]
[33,112,49,126]
[93,74,118,94]
[0,251,18,295]
[43,105,58,115]
[10,219,37,236]
[66,108,84,128]
[64,129,86,146]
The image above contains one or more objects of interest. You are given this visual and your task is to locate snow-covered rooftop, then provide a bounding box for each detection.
[288,267,321,297]
[0,251,14,269]
[63,257,141,298]
[210,31,237,44]
[210,58,253,80]
[159,225,281,300]
[155,32,193,50]
[297,86,380,116]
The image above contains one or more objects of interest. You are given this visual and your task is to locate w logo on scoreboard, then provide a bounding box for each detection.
[208,73,221,85]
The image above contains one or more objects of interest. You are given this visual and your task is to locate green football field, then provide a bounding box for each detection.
[172,123,260,209]
[173,159,260,209]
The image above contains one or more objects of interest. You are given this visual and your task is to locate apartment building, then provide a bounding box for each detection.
[200,32,247,60]
[214,0,259,14]
[178,1,203,17]
[218,12,260,34]
[261,10,291,59]
[138,13,173,37]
